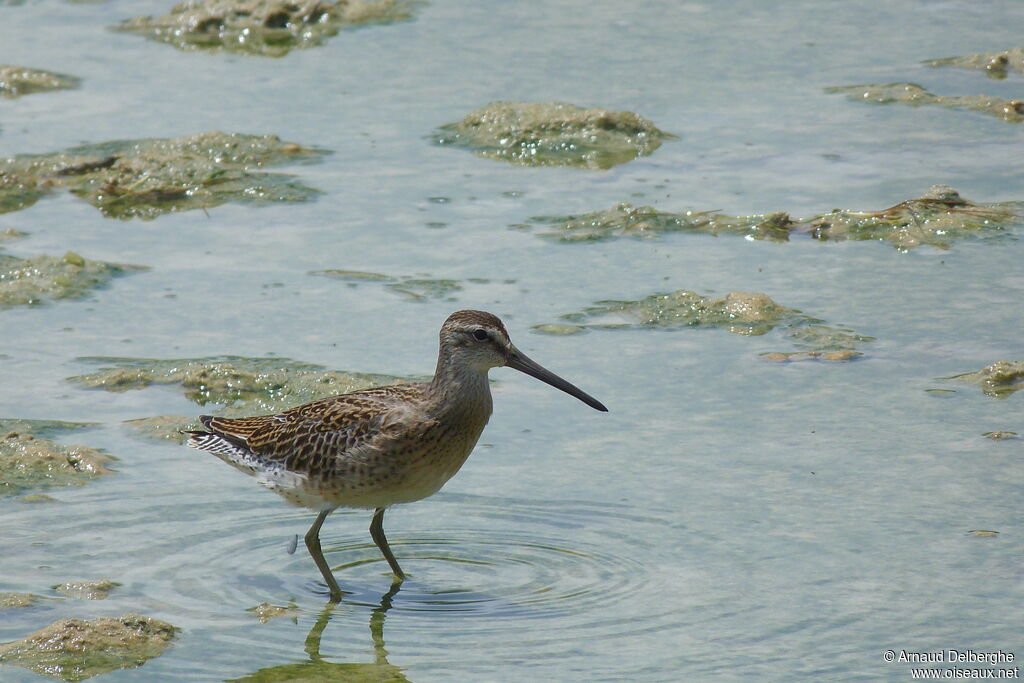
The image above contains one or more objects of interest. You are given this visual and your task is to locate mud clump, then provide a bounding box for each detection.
[941,361,1024,398]
[0,420,113,497]
[924,48,1024,80]
[0,613,177,681]
[0,66,80,98]
[52,580,121,601]
[0,131,325,220]
[68,356,409,416]
[114,0,418,57]
[432,101,672,170]
[827,83,1024,123]
[530,187,1020,251]
[539,290,873,361]
[0,251,145,308]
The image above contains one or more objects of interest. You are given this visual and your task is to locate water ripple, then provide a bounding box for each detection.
[134,495,683,641]
[5,486,693,678]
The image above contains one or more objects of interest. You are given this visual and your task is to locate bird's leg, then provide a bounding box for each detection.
[370,507,406,580]
[305,508,343,602]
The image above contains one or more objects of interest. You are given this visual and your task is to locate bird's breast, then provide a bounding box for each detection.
[298,384,494,508]
[416,399,491,475]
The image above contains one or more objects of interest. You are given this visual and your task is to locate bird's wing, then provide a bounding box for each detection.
[191,383,435,476]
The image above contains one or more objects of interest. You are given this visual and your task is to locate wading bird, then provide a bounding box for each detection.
[187,310,607,601]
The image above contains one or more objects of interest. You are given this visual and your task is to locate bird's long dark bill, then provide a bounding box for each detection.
[506,346,608,412]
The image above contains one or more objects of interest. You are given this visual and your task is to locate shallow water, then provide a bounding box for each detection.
[1,0,1023,680]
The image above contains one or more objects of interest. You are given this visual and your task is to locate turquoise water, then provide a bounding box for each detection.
[1,0,1022,680]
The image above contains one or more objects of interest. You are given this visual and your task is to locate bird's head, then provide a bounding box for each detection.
[439,310,607,412]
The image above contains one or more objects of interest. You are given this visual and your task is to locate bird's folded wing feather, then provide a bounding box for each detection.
[199,384,434,471]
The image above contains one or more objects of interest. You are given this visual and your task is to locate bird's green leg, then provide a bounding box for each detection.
[305,508,343,602]
[370,507,406,580]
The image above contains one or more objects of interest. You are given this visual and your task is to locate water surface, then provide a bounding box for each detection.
[1,0,1022,680]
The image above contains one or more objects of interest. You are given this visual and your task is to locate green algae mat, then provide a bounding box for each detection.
[0,132,326,219]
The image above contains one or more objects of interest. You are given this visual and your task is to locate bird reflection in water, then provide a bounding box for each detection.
[229,580,408,682]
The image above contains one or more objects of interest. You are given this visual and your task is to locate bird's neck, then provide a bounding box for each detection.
[429,350,493,420]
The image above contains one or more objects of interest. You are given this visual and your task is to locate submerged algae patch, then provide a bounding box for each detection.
[0,613,177,681]
[530,187,1020,251]
[556,290,792,336]
[0,251,145,308]
[529,202,795,243]
[68,356,410,416]
[0,419,96,439]
[247,602,300,623]
[71,357,413,443]
[983,431,1018,441]
[540,291,873,361]
[432,101,672,170]
[386,278,462,301]
[122,415,198,443]
[924,48,1024,79]
[1,169,50,215]
[311,269,463,302]
[52,581,121,601]
[114,0,418,57]
[0,65,80,98]
[0,593,42,610]
[827,83,1024,123]
[0,228,28,242]
[783,324,874,351]
[0,419,112,497]
[940,361,1024,399]
[0,132,326,220]
[803,185,1019,250]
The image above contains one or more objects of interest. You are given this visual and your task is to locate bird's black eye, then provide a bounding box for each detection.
[473,329,489,341]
